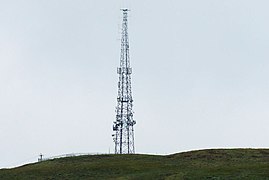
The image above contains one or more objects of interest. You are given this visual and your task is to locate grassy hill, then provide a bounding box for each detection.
[1,149,269,179]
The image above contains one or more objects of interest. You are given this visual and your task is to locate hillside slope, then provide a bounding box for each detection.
[1,149,269,179]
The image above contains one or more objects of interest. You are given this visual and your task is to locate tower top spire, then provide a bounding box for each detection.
[121,8,129,11]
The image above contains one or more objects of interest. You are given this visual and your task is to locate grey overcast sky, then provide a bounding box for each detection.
[1,0,269,168]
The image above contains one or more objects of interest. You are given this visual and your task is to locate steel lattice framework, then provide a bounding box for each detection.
[112,9,136,154]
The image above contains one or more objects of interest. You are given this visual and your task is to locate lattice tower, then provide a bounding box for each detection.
[112,9,136,154]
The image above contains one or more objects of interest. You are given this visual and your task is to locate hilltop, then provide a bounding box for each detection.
[1,149,269,179]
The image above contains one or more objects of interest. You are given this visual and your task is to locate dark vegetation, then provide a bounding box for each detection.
[1,149,269,179]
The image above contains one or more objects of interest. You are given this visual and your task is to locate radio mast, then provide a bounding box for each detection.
[112,9,136,154]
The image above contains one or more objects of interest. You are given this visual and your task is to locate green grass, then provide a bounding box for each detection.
[1,149,269,179]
